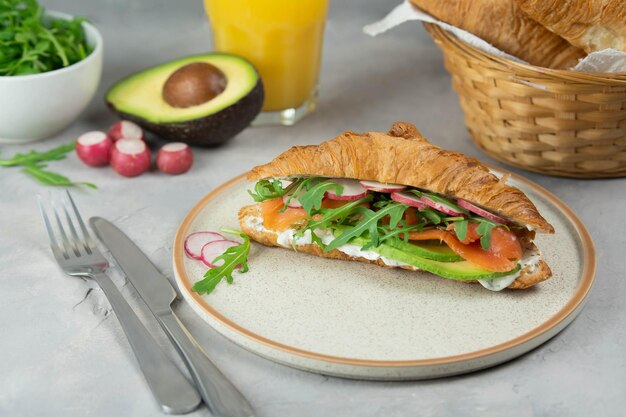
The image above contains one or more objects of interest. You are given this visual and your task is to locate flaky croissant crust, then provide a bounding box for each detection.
[248,122,554,233]
[515,0,626,53]
[409,0,585,69]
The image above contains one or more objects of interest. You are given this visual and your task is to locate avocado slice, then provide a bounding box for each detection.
[385,238,463,262]
[344,235,519,281]
[106,53,263,147]
[331,227,461,262]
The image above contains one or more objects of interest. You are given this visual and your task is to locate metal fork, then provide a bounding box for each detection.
[38,191,201,414]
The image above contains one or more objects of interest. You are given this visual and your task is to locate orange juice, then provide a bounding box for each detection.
[205,0,328,112]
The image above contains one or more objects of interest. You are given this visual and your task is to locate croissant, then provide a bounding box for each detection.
[409,0,585,69]
[241,122,554,290]
[249,122,554,233]
[515,0,626,53]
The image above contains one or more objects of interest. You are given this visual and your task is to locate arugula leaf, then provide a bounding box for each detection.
[294,195,373,239]
[0,142,75,166]
[454,219,469,242]
[279,177,325,212]
[475,221,495,251]
[325,202,409,252]
[192,229,251,295]
[420,209,442,225]
[0,142,96,188]
[247,179,291,202]
[297,180,343,214]
[22,163,96,188]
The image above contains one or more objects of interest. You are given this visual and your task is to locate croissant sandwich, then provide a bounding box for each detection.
[239,122,554,291]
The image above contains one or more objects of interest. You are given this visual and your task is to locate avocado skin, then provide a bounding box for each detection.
[107,79,264,147]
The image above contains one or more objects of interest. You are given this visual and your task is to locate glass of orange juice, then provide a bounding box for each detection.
[204,0,329,126]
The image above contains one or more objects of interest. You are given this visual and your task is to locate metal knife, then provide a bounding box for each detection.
[90,217,255,417]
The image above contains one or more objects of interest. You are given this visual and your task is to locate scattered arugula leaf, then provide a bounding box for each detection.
[0,142,96,188]
[192,228,251,295]
[22,163,96,188]
[0,142,75,166]
[0,0,92,76]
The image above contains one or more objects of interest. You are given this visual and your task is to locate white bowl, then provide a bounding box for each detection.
[0,11,103,144]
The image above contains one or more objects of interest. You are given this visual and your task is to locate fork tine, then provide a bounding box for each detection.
[65,190,95,252]
[50,193,79,257]
[37,195,66,259]
[61,192,90,254]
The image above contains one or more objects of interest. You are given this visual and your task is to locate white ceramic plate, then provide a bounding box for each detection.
[173,171,595,380]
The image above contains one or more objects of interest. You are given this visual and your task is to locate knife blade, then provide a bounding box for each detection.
[90,216,255,417]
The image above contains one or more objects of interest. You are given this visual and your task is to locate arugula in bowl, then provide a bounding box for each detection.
[0,0,92,76]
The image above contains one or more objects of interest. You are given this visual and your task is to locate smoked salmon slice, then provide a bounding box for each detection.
[407,226,523,272]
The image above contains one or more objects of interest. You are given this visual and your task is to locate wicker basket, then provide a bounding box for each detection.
[425,23,626,178]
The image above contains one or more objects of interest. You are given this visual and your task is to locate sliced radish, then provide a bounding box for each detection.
[359,180,406,193]
[76,131,113,167]
[201,239,239,268]
[110,139,151,177]
[282,193,303,208]
[184,231,226,260]
[419,195,464,216]
[325,178,368,201]
[390,191,427,209]
[108,120,144,142]
[157,142,193,175]
[280,179,294,188]
[458,199,508,223]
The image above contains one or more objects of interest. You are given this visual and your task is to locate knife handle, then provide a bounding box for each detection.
[157,310,255,417]
[94,273,201,414]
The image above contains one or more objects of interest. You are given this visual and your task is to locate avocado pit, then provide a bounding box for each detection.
[163,62,227,108]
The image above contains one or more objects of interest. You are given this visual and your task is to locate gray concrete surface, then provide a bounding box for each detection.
[1,0,624,416]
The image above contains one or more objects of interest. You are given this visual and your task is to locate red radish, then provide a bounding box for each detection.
[184,231,226,260]
[390,191,427,209]
[419,195,464,216]
[458,199,508,223]
[325,178,368,201]
[156,142,193,175]
[201,239,239,268]
[359,180,406,193]
[75,131,113,167]
[108,120,144,142]
[110,139,151,177]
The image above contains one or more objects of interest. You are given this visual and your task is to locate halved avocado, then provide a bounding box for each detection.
[106,53,263,147]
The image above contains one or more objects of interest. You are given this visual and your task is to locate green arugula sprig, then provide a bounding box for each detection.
[247,179,292,202]
[192,228,251,295]
[325,201,410,251]
[295,179,343,214]
[0,142,75,166]
[0,0,92,76]
[453,218,506,250]
[0,142,96,188]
